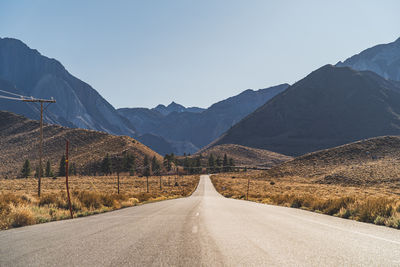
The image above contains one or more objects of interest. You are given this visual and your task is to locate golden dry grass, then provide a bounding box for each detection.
[0,174,200,230]
[211,171,400,229]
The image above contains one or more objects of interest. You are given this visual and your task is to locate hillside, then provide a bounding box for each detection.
[0,37,136,136]
[195,144,292,167]
[0,111,161,178]
[265,135,400,186]
[214,65,400,156]
[119,83,289,154]
[337,37,400,81]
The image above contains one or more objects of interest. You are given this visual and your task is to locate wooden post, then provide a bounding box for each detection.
[65,140,73,218]
[246,177,250,200]
[117,171,120,194]
[22,98,56,197]
[159,176,162,191]
[146,175,149,193]
[38,102,43,197]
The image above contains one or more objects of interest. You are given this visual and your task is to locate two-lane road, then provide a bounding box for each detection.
[1,175,400,266]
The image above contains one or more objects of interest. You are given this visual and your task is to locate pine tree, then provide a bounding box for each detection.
[216,156,222,173]
[69,162,76,176]
[35,165,44,178]
[195,157,201,174]
[229,158,235,172]
[101,154,112,175]
[208,154,215,173]
[143,155,151,176]
[45,160,53,177]
[123,153,135,174]
[163,154,172,172]
[151,156,161,175]
[59,155,66,177]
[223,154,229,172]
[21,159,31,178]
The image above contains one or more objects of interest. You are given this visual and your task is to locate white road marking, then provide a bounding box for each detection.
[285,212,400,246]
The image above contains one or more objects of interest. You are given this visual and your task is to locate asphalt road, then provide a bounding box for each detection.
[1,175,400,266]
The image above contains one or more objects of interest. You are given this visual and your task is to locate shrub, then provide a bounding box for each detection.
[75,191,102,209]
[39,194,58,206]
[10,205,35,227]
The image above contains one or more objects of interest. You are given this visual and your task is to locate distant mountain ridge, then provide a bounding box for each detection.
[118,83,289,155]
[0,37,136,136]
[337,37,400,81]
[152,101,205,116]
[214,65,400,156]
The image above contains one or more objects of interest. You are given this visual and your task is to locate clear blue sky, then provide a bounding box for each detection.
[1,0,399,109]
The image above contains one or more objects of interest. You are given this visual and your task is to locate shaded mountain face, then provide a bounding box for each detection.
[118,84,289,155]
[214,65,400,156]
[0,111,161,178]
[337,37,400,81]
[0,37,135,136]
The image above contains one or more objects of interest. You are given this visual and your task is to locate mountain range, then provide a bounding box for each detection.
[2,36,400,158]
[214,64,400,156]
[337,37,400,81]
[118,84,289,155]
[0,37,136,136]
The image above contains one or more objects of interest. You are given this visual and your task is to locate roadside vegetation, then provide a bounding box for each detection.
[211,171,400,229]
[0,174,199,230]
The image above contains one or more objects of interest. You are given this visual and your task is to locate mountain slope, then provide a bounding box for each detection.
[266,135,400,186]
[195,144,292,168]
[214,65,400,156]
[0,111,161,178]
[0,37,135,136]
[337,37,400,81]
[118,84,289,154]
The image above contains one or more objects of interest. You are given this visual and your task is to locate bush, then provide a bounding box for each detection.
[75,191,102,209]
[10,206,35,227]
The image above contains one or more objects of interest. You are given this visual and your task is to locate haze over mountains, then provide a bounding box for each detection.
[2,36,400,157]
[0,37,288,155]
[119,84,288,154]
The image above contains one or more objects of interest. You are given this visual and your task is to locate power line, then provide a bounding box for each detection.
[0,89,26,98]
[0,94,24,101]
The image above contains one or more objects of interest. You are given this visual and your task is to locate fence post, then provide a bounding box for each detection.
[117,171,120,194]
[65,140,73,218]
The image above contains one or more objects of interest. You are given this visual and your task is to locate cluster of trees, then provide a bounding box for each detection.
[207,153,235,173]
[20,156,77,178]
[100,153,162,177]
[19,152,236,178]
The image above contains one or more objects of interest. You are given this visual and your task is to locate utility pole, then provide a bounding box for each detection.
[22,98,56,197]
[65,140,73,219]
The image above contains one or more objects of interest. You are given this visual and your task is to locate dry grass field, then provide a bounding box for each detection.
[0,174,200,230]
[211,171,400,229]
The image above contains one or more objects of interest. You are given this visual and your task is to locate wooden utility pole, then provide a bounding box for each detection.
[22,98,56,197]
[246,177,250,200]
[65,140,73,218]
